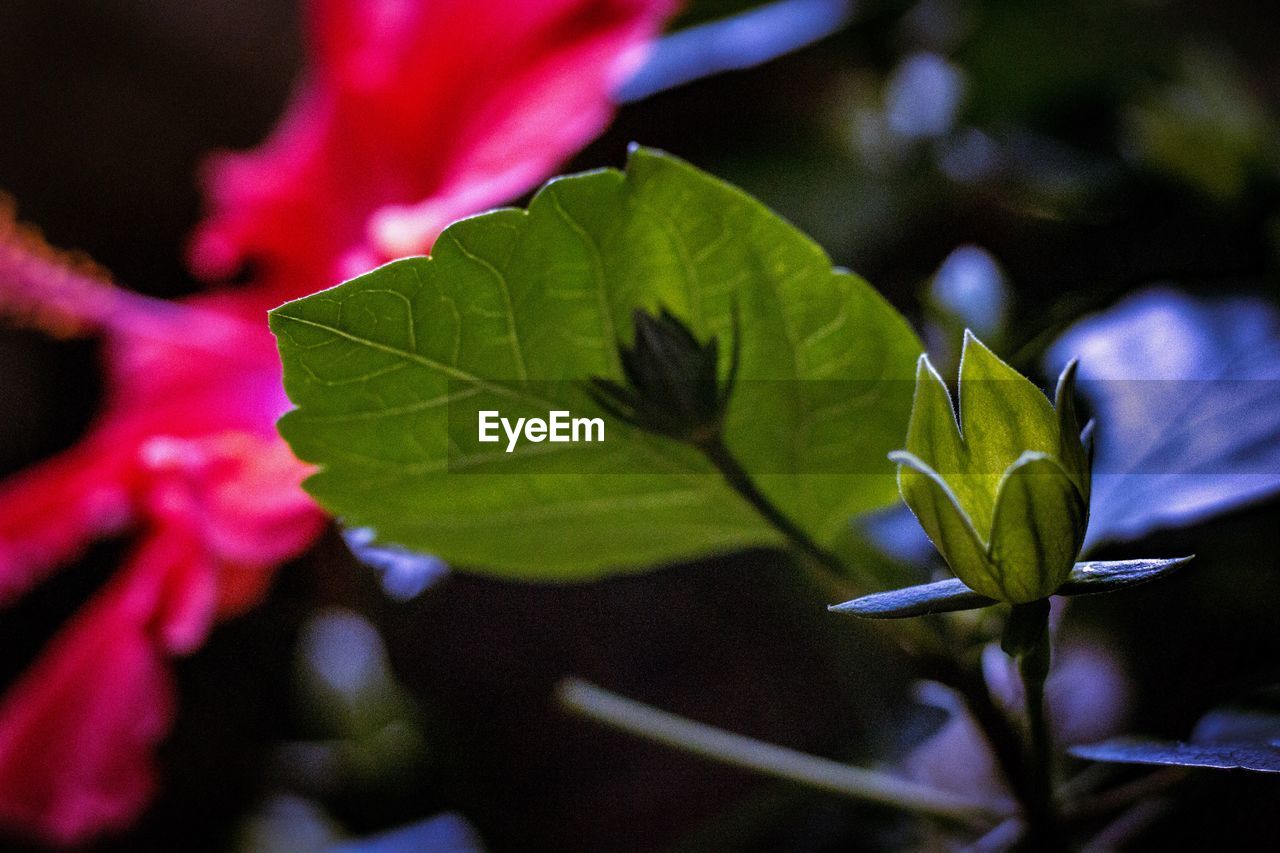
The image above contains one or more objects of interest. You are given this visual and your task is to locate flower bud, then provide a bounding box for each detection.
[890,331,1091,603]
[588,307,737,446]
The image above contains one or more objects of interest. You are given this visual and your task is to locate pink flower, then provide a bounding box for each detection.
[190,0,676,293]
[0,0,675,843]
[0,250,326,844]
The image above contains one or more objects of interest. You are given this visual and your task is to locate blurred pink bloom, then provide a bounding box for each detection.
[0,0,674,843]
[190,0,675,292]
[0,257,326,844]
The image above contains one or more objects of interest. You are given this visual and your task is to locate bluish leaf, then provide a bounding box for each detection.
[859,504,937,566]
[343,527,448,601]
[1069,738,1280,774]
[828,576,995,618]
[928,246,1010,340]
[331,812,486,852]
[1193,707,1280,748]
[1046,287,1280,547]
[618,0,855,103]
[1056,556,1193,596]
[832,556,1190,619]
[1071,689,1280,774]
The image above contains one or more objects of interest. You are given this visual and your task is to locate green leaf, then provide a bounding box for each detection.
[890,448,1087,604]
[831,556,1192,619]
[892,334,1091,602]
[899,355,987,527]
[270,147,922,580]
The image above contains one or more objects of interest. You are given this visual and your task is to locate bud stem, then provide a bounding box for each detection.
[698,434,849,582]
[1006,600,1059,847]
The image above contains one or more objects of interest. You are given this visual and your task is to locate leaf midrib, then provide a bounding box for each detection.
[275,310,718,480]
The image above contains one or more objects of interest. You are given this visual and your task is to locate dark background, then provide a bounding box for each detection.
[0,0,1278,850]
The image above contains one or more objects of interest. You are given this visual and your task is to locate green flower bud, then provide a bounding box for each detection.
[890,331,1091,603]
[588,307,738,447]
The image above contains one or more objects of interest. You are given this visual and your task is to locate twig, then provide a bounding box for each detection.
[1063,766,1187,822]
[1082,796,1172,851]
[964,816,1026,852]
[557,677,1012,829]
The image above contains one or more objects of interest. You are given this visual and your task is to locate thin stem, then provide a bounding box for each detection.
[1085,797,1173,850]
[1054,762,1116,804]
[557,677,1011,828]
[1021,652,1054,830]
[924,652,1037,819]
[969,817,1026,851]
[1062,767,1187,822]
[699,434,847,580]
[1009,601,1058,847]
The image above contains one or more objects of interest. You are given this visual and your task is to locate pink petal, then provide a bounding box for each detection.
[0,296,297,607]
[0,440,134,605]
[189,0,677,295]
[0,566,174,846]
[0,486,259,845]
[136,431,325,622]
